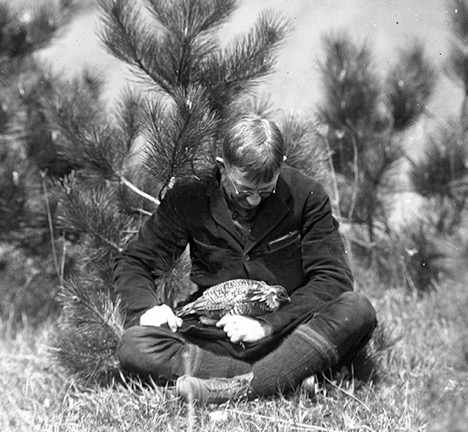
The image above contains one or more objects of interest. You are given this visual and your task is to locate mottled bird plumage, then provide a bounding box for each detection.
[176,279,290,324]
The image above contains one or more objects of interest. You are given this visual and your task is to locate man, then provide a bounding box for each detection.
[114,114,377,404]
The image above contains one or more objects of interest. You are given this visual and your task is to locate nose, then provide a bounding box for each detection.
[246,193,262,207]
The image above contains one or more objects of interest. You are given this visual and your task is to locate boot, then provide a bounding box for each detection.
[176,372,254,404]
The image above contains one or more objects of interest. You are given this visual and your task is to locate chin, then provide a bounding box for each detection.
[237,201,259,210]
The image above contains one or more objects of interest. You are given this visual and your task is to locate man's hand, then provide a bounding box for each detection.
[139,304,183,332]
[216,315,273,344]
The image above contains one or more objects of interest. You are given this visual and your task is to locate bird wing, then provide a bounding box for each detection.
[176,279,272,318]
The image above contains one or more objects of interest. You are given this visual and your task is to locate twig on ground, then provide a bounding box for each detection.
[321,374,372,412]
[226,409,341,431]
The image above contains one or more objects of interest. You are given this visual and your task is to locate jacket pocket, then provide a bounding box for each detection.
[267,230,301,252]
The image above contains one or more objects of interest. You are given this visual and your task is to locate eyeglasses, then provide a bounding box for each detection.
[225,170,277,198]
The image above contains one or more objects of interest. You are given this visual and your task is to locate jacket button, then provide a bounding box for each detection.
[244,254,251,261]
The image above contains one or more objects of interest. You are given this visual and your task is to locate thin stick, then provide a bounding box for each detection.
[323,136,342,220]
[321,374,372,412]
[60,234,67,284]
[348,134,359,221]
[130,207,153,217]
[119,175,160,205]
[227,409,341,432]
[40,170,61,279]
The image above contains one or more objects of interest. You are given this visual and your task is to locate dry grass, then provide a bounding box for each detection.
[1,277,467,432]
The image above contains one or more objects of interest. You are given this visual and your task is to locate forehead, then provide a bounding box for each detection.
[228,166,279,189]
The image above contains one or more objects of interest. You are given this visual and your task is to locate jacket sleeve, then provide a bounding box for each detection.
[113,186,188,327]
[258,183,354,334]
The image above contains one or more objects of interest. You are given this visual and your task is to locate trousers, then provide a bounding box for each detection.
[117,291,377,390]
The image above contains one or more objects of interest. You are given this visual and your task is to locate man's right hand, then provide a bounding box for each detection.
[139,304,183,332]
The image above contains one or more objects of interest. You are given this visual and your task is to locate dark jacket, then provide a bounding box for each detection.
[113,166,353,343]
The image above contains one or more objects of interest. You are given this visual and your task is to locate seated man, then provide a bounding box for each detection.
[113,114,377,404]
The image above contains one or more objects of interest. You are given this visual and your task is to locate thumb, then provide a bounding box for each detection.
[216,316,228,327]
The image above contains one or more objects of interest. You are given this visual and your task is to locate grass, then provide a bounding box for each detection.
[1,276,467,432]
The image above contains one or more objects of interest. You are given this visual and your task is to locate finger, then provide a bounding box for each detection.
[217,315,230,327]
[217,316,236,329]
[166,315,179,332]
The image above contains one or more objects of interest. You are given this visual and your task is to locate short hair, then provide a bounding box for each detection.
[221,114,286,182]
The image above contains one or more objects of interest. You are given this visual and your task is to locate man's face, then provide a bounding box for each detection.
[220,163,279,210]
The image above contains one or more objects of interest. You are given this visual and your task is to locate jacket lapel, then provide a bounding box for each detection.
[207,168,293,250]
[245,176,291,253]
[207,170,245,245]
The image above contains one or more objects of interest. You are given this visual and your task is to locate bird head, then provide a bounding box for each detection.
[249,284,290,311]
[266,285,290,310]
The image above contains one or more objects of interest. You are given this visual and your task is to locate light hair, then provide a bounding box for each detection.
[222,114,286,182]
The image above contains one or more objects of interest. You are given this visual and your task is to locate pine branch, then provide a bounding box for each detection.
[145,0,238,35]
[279,114,331,184]
[99,0,261,101]
[317,33,386,177]
[400,220,447,292]
[0,153,29,238]
[111,88,145,153]
[55,176,137,263]
[59,277,123,334]
[99,0,287,116]
[98,0,173,91]
[45,89,127,181]
[114,168,161,216]
[387,43,436,131]
[229,94,278,119]
[65,126,124,181]
[99,0,207,93]
[409,123,467,199]
[0,0,76,60]
[42,69,106,147]
[449,0,468,42]
[200,10,288,111]
[51,277,125,383]
[318,33,381,135]
[446,41,468,89]
[142,0,238,90]
[45,80,163,206]
[142,86,217,188]
[153,247,197,307]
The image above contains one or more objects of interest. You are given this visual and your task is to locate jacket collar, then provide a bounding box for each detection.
[207,167,292,250]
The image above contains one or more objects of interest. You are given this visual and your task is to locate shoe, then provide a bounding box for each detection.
[176,372,254,404]
[301,374,317,396]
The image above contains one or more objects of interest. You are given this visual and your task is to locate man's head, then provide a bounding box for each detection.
[217,115,286,210]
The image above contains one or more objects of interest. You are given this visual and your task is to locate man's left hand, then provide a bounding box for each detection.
[216,315,273,344]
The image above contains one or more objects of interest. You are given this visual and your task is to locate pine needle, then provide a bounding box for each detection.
[51,278,125,384]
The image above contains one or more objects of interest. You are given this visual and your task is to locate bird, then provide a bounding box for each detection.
[175,279,290,325]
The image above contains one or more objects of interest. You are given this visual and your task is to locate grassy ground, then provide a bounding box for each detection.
[1,277,467,432]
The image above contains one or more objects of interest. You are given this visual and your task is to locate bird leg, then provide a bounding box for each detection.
[199,316,218,326]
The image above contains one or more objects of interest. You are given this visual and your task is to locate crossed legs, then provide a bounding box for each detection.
[117,292,377,397]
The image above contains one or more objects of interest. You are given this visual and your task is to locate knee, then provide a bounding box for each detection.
[116,325,187,380]
[117,326,146,371]
[337,291,377,333]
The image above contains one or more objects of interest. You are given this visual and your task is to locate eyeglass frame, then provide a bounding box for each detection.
[224,169,277,198]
